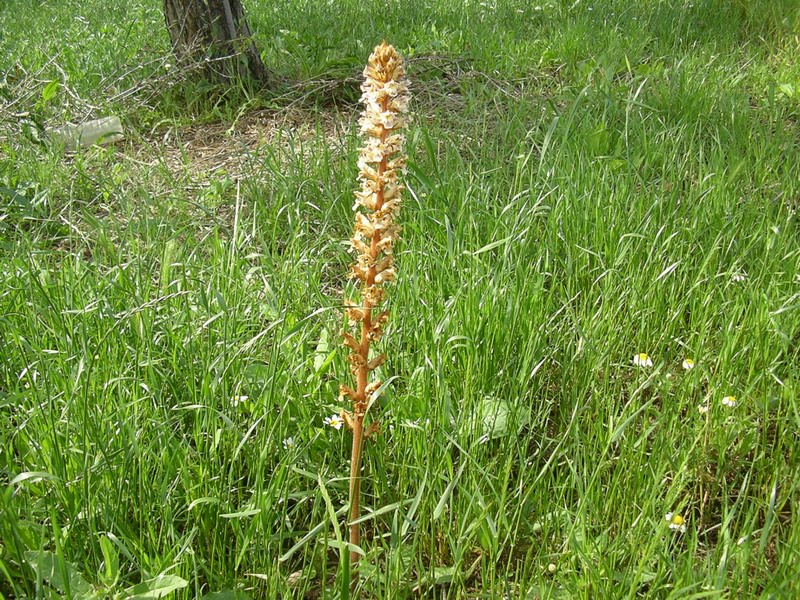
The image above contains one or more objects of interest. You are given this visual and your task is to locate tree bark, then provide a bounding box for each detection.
[163,0,268,83]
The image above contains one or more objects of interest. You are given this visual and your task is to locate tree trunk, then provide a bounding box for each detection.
[163,0,268,83]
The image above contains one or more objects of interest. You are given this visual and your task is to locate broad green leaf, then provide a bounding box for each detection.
[431,566,456,584]
[313,327,331,373]
[11,471,59,486]
[25,550,95,599]
[412,556,480,592]
[41,80,60,103]
[526,585,573,599]
[200,591,252,600]
[99,534,120,588]
[124,574,188,599]
[473,395,530,441]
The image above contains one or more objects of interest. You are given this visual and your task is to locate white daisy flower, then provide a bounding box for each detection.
[633,353,653,368]
[324,414,344,430]
[722,395,736,408]
[731,272,747,283]
[282,437,295,449]
[682,358,695,370]
[665,512,687,533]
[231,395,249,407]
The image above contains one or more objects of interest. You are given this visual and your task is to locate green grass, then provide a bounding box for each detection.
[2,0,800,598]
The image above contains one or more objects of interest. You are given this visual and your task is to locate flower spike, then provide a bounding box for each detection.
[340,41,409,572]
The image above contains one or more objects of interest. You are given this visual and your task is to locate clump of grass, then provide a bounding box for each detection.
[338,41,410,569]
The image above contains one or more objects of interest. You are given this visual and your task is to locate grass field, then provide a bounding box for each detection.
[2,0,800,598]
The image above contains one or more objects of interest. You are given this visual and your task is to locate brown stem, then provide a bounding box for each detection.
[348,416,364,566]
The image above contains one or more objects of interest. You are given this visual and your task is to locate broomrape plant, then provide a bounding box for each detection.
[338,42,410,567]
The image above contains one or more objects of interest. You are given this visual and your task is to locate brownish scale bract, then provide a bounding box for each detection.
[340,41,409,570]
